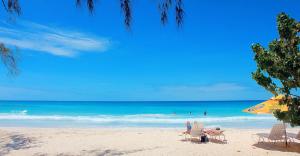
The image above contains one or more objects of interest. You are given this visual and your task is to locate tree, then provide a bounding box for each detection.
[0,0,184,74]
[251,13,300,126]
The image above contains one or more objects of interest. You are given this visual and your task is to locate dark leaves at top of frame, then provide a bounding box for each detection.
[87,0,94,13]
[76,0,81,7]
[120,0,131,29]
[175,0,184,27]
[158,0,184,27]
[75,0,94,13]
[0,44,18,75]
[158,0,172,25]
[3,0,21,15]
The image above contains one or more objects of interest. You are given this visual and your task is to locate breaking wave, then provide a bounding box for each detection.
[0,113,275,124]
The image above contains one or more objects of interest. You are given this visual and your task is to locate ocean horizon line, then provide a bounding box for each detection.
[0,99,266,103]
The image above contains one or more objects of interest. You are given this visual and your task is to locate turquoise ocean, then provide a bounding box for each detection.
[0,101,279,128]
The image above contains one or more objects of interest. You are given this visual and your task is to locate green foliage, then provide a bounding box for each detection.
[252,13,300,126]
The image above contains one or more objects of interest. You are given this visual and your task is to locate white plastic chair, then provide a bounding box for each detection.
[289,131,300,141]
[189,122,204,141]
[256,124,292,144]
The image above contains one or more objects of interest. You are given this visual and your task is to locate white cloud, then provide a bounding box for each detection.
[0,21,111,57]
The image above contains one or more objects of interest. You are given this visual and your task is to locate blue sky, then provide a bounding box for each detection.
[0,0,299,101]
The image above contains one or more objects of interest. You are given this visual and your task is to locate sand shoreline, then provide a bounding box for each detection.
[0,127,299,156]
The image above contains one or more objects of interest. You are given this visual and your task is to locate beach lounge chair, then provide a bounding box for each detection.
[205,129,226,141]
[255,124,292,144]
[287,130,300,141]
[189,122,204,141]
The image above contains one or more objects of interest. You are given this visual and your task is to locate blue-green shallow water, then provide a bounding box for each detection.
[0,101,279,128]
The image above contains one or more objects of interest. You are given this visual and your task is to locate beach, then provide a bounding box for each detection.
[0,127,299,156]
[0,0,299,155]
[0,101,299,155]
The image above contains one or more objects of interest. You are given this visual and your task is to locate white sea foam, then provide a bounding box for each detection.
[10,110,28,115]
[0,113,276,124]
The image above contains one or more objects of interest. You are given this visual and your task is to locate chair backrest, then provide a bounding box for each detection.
[193,121,203,129]
[190,122,204,137]
[297,131,300,140]
[268,124,285,140]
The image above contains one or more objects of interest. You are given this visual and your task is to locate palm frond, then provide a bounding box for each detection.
[158,0,183,27]
[1,0,8,12]
[7,0,21,15]
[75,0,94,14]
[175,0,184,27]
[120,0,131,29]
[158,0,172,25]
[76,0,81,7]
[74,0,184,29]
[87,0,94,13]
[0,43,18,75]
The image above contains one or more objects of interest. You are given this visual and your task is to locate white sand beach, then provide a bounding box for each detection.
[0,127,299,156]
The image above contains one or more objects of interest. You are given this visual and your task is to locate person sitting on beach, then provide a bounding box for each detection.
[183,121,192,135]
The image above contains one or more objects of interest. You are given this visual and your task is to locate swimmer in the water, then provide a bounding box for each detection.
[204,111,207,116]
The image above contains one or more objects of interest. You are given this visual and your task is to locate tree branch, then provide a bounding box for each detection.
[1,0,8,12]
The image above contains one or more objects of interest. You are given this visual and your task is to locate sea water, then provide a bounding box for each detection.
[0,101,279,128]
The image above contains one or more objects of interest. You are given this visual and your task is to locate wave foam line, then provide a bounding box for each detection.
[0,114,276,124]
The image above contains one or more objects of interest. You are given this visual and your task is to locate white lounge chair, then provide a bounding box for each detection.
[287,130,300,141]
[255,124,292,144]
[206,129,226,141]
[189,122,204,141]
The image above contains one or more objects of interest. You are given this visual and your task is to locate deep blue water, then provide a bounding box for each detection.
[0,101,279,128]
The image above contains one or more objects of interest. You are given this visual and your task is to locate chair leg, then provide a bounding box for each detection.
[222,134,226,141]
[258,137,263,143]
[261,137,265,143]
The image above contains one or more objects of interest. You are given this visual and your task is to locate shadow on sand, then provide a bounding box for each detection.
[0,133,37,155]
[208,138,227,144]
[50,146,162,156]
[180,138,227,144]
[253,142,300,154]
